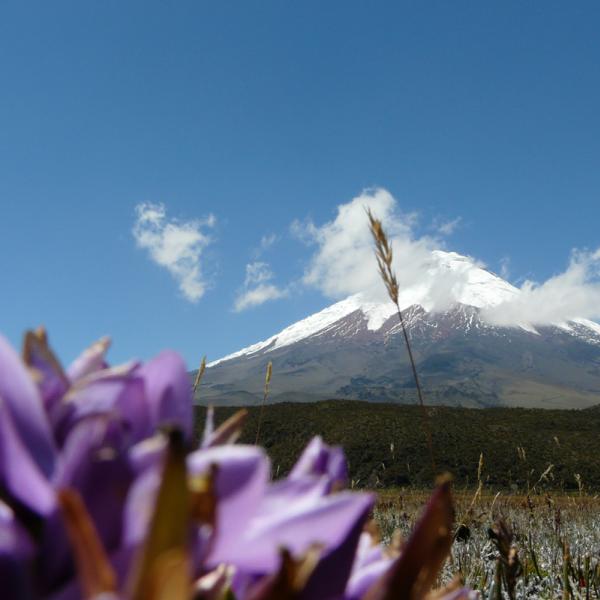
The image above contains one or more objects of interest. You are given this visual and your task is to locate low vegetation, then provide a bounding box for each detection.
[194,400,600,491]
[376,490,600,598]
[194,400,600,596]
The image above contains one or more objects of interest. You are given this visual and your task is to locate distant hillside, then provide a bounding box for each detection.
[198,304,600,410]
[198,252,600,410]
[194,400,600,491]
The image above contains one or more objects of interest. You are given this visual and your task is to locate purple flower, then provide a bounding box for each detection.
[288,435,348,491]
[0,393,55,516]
[0,331,193,597]
[0,333,57,477]
[0,330,473,600]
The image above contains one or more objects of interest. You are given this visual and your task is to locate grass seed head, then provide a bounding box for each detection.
[367,208,399,305]
[265,361,273,386]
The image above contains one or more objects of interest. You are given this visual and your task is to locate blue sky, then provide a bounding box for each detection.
[1,1,599,367]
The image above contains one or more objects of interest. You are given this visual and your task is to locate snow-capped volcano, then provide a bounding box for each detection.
[201,251,600,409]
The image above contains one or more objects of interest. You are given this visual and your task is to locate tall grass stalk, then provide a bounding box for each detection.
[194,356,210,445]
[254,361,273,446]
[367,209,436,474]
[193,355,207,395]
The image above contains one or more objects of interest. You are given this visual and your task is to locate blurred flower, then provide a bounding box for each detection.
[0,329,192,597]
[288,435,348,491]
[0,329,472,599]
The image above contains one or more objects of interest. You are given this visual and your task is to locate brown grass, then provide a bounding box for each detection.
[254,361,273,446]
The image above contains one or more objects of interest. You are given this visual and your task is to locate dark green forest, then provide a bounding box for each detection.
[194,400,600,491]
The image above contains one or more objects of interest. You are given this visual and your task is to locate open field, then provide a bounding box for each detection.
[375,489,600,598]
[194,401,600,597]
[194,400,600,491]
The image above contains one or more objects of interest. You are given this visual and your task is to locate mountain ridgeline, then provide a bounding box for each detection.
[195,252,600,409]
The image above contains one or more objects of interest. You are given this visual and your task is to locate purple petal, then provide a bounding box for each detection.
[289,436,348,490]
[345,559,393,600]
[40,417,134,591]
[0,396,55,516]
[189,444,270,560]
[0,334,57,476]
[122,466,161,547]
[66,337,111,382]
[55,416,134,552]
[258,477,330,516]
[137,351,193,439]
[23,329,69,412]
[54,364,150,446]
[210,490,374,574]
[344,533,392,599]
[353,532,387,571]
[300,494,373,599]
[128,434,167,475]
[124,437,227,550]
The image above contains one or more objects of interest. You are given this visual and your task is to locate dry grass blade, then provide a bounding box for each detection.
[205,408,248,447]
[57,488,118,599]
[23,327,69,386]
[189,464,218,527]
[193,355,207,395]
[488,520,522,600]
[255,361,273,446]
[202,404,215,446]
[127,430,191,600]
[562,541,572,600]
[367,209,436,474]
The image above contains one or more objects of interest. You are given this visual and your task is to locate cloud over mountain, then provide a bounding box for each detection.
[294,188,466,310]
[483,248,600,326]
[293,188,600,327]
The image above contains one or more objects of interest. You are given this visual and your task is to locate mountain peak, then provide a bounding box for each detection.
[205,250,600,410]
[211,250,522,367]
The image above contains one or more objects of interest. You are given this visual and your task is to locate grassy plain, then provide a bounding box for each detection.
[194,401,600,597]
[375,489,600,598]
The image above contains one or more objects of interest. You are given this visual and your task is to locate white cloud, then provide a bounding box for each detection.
[251,233,279,259]
[259,233,278,251]
[244,261,274,286]
[499,256,511,280]
[234,261,288,311]
[483,249,600,326]
[435,216,462,236]
[294,188,600,327]
[133,202,215,302]
[297,188,445,306]
[290,218,319,245]
[234,283,288,312]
